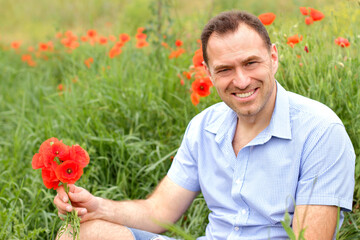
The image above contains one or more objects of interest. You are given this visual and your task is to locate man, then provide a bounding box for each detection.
[54,10,355,240]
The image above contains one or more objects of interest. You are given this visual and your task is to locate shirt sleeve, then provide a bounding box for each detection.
[295,123,355,211]
[167,120,201,192]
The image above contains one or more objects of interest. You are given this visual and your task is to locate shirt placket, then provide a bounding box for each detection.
[228,146,250,239]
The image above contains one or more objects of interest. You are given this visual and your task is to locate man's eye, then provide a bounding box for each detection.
[217,69,229,73]
[246,61,257,66]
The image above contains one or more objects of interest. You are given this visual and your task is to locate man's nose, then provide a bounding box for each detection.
[232,68,250,89]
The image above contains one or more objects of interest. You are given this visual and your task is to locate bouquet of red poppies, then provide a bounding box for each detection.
[32,137,90,240]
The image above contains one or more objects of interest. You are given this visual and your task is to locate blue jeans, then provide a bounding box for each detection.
[127,227,177,240]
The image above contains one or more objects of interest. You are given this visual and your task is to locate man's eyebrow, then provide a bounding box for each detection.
[242,55,262,62]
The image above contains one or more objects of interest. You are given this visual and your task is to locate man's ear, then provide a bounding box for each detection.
[270,44,279,74]
[203,61,214,84]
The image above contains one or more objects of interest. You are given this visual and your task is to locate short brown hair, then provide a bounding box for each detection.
[201,10,272,65]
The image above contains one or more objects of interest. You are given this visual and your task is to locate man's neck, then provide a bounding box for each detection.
[232,88,277,156]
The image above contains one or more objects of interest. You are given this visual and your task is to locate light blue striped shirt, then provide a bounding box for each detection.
[167,81,355,240]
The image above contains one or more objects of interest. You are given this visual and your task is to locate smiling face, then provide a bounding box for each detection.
[205,24,279,121]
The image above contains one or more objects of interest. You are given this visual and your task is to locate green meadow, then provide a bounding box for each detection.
[0,0,359,239]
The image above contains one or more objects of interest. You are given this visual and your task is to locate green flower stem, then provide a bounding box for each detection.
[63,183,72,205]
[59,182,80,240]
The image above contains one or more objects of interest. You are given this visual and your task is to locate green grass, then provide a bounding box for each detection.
[0,0,359,239]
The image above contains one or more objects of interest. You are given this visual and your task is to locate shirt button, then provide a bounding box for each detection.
[241,209,247,215]
[234,226,239,231]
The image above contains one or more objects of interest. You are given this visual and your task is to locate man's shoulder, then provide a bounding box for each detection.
[193,101,230,119]
[189,102,232,129]
[287,91,343,126]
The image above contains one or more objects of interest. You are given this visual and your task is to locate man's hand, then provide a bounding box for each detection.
[54,184,101,223]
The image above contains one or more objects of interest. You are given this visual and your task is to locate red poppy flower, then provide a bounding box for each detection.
[135,32,147,40]
[39,43,48,51]
[87,29,97,38]
[42,167,60,189]
[32,153,45,169]
[335,37,350,47]
[175,39,183,47]
[21,54,32,62]
[305,17,313,25]
[161,42,169,48]
[55,161,83,184]
[119,33,130,43]
[309,8,324,21]
[192,49,204,68]
[304,46,309,53]
[183,71,192,80]
[27,60,37,67]
[287,34,303,48]
[57,84,64,91]
[51,142,70,160]
[65,31,77,41]
[109,47,122,58]
[70,41,80,49]
[115,41,125,48]
[299,7,309,16]
[193,66,207,79]
[39,137,59,162]
[11,41,21,49]
[61,37,80,50]
[190,92,200,106]
[41,156,58,170]
[169,48,185,59]
[192,77,212,97]
[258,13,276,26]
[136,39,149,48]
[69,145,90,168]
[81,36,88,42]
[84,57,94,68]
[98,36,108,45]
[47,41,54,51]
[40,137,59,148]
[137,27,145,33]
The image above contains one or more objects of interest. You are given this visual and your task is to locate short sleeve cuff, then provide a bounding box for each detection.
[167,167,201,192]
[295,195,353,212]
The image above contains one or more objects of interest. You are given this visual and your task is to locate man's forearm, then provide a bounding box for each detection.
[85,176,198,233]
[95,197,168,233]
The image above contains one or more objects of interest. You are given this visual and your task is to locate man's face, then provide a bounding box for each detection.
[205,24,278,119]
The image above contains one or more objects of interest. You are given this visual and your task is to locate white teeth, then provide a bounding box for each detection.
[235,91,254,98]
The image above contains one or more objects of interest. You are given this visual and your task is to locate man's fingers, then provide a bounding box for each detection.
[56,186,69,203]
[54,194,72,212]
[68,184,76,193]
[58,207,87,223]
[73,207,87,216]
[72,185,84,193]
[68,187,90,203]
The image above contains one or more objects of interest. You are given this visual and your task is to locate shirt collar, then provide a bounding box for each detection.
[204,104,237,144]
[266,81,292,140]
[204,81,292,141]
